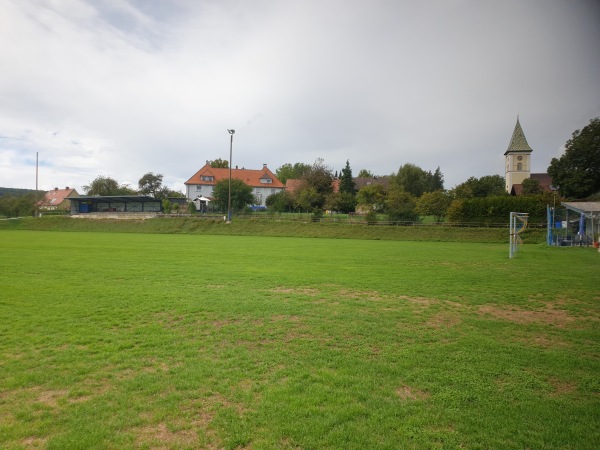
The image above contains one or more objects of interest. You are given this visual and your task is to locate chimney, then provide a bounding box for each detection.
[263,164,267,169]
[65,186,69,190]
[236,165,238,169]
[54,187,58,191]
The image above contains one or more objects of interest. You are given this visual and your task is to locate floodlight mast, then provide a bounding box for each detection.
[227,129,235,223]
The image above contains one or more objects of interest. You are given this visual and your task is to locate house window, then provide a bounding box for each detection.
[196,186,203,191]
[201,176,214,181]
[517,163,522,171]
[260,178,272,184]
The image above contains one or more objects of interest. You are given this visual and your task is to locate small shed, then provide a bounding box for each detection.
[192,196,211,213]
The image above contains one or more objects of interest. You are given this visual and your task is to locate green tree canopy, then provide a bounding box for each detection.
[451,175,506,198]
[138,172,164,198]
[211,178,255,213]
[324,192,357,214]
[303,159,334,196]
[385,188,419,222]
[416,191,451,222]
[356,184,386,211]
[294,186,322,212]
[208,158,229,168]
[84,176,136,196]
[357,169,374,178]
[521,178,543,195]
[548,117,600,199]
[265,190,294,212]
[339,160,356,194]
[289,159,334,212]
[391,164,444,197]
[429,167,444,191]
[275,162,311,184]
[0,193,36,218]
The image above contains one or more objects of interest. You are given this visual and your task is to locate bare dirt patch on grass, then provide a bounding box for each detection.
[396,385,430,401]
[135,422,199,449]
[426,311,462,329]
[478,302,576,328]
[513,333,571,349]
[37,389,69,408]
[547,378,577,397]
[21,436,48,448]
[270,287,320,296]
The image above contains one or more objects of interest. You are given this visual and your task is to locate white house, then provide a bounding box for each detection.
[184,163,285,207]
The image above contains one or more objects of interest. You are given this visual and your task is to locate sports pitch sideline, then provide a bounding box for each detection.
[0,230,598,449]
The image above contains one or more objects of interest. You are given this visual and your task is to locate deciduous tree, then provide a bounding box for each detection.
[84,176,136,196]
[357,169,374,178]
[211,178,255,213]
[208,158,229,168]
[275,162,311,184]
[391,164,444,197]
[548,117,600,199]
[385,188,419,222]
[451,175,506,198]
[265,190,294,212]
[416,191,452,222]
[324,192,357,213]
[521,178,543,195]
[356,184,386,211]
[138,172,164,198]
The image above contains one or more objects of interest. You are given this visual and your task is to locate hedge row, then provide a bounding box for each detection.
[447,195,549,224]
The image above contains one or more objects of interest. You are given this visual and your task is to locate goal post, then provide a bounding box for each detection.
[509,212,529,259]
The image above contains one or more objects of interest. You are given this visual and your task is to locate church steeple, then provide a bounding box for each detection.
[504,116,533,193]
[505,116,532,154]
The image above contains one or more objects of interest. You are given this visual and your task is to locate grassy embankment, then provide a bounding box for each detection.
[0,215,547,243]
[0,230,598,448]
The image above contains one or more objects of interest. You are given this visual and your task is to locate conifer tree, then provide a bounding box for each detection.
[339,160,356,194]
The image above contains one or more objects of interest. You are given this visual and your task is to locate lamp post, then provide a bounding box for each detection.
[227,129,235,222]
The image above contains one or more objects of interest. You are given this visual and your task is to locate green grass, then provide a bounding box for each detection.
[0,215,547,243]
[0,230,598,449]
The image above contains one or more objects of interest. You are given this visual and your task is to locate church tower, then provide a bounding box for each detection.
[504,117,533,193]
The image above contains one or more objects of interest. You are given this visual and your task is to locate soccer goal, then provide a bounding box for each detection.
[509,212,529,258]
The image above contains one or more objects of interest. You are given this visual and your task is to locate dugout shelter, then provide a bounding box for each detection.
[69,196,162,215]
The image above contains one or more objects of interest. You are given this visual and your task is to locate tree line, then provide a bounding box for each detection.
[2,117,596,219]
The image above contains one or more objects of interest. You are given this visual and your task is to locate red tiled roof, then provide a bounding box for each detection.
[185,164,284,188]
[530,173,553,190]
[39,188,79,208]
[285,179,305,193]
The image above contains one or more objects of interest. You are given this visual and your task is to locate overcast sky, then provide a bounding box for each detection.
[1,0,599,194]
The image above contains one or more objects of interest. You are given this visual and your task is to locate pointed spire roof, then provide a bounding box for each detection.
[505,116,532,154]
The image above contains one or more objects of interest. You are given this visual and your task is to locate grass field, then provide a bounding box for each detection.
[0,230,598,449]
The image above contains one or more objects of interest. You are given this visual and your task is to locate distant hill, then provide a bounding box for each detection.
[0,187,38,197]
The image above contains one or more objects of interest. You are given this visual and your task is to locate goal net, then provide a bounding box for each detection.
[509,212,529,259]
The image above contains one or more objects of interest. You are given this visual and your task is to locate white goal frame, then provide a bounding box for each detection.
[509,212,529,259]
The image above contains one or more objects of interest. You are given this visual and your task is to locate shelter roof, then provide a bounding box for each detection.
[185,164,284,188]
[505,117,533,154]
[562,202,600,215]
[70,195,159,203]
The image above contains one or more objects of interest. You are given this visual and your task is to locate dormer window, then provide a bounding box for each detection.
[201,175,214,181]
[260,177,272,184]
